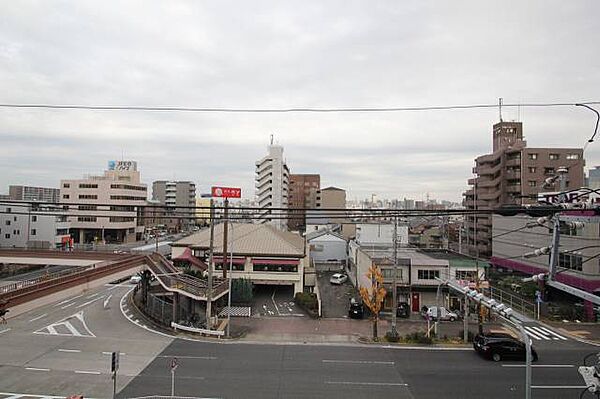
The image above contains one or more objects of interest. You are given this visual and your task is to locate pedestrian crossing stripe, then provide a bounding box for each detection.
[0,393,95,399]
[524,325,568,341]
[34,311,95,337]
[218,306,251,317]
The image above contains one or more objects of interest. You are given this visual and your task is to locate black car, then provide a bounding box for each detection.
[473,333,538,362]
[348,299,364,319]
[396,302,410,318]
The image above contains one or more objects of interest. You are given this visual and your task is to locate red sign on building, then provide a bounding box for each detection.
[211,186,241,198]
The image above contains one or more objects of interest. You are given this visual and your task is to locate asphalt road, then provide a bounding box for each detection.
[317,271,357,318]
[0,279,598,399]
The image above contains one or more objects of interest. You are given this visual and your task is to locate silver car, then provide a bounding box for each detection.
[330,273,348,285]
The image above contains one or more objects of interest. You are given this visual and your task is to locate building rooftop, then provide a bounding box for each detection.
[172,223,304,257]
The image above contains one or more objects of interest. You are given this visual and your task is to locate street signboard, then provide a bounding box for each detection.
[211,186,241,198]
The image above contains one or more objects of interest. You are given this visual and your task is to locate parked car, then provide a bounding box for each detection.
[473,332,538,362]
[396,302,410,318]
[348,298,364,319]
[422,306,459,322]
[330,273,348,285]
[129,275,142,284]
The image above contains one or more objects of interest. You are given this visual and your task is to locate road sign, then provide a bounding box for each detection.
[170,357,178,371]
[111,351,119,373]
[211,186,241,198]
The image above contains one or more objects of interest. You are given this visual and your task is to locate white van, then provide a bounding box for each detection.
[424,306,459,322]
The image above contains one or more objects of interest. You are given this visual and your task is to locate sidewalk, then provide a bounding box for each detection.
[546,320,600,344]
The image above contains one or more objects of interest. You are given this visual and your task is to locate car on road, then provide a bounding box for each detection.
[129,275,142,284]
[329,273,348,285]
[348,298,364,319]
[422,306,459,321]
[473,332,538,362]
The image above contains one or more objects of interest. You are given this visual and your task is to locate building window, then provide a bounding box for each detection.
[528,167,536,173]
[382,268,403,280]
[559,253,583,271]
[417,269,440,280]
[31,216,37,222]
[528,181,537,187]
[78,194,98,199]
[5,220,10,226]
[455,270,476,280]
[78,183,98,189]
[4,234,9,239]
[63,194,70,199]
[544,167,555,175]
[31,229,36,236]
[13,216,16,221]
[566,153,580,160]
[77,216,97,222]
[6,208,11,213]
[549,153,560,160]
[78,205,97,211]
[63,183,70,188]
[528,153,538,160]
[109,217,135,223]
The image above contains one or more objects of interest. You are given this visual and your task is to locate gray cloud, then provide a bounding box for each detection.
[1,1,599,202]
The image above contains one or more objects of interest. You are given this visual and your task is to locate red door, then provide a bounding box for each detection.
[411,292,420,312]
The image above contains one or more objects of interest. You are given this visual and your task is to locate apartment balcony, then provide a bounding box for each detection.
[478,191,500,201]
[506,158,521,167]
[255,164,273,176]
[478,175,502,188]
[468,178,476,185]
[506,184,522,193]
[505,169,521,179]
[477,153,500,163]
[477,162,502,176]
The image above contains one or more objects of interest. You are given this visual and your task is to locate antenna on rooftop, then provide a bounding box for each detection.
[499,97,503,122]
[270,134,274,145]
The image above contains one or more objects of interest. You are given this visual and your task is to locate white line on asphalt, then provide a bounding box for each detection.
[323,360,395,365]
[58,349,82,353]
[532,385,588,389]
[502,364,574,368]
[0,328,11,334]
[74,370,101,375]
[25,367,50,372]
[271,288,280,315]
[28,313,48,322]
[103,294,112,308]
[60,302,76,310]
[102,351,126,355]
[76,295,105,309]
[157,355,216,360]
[523,326,547,340]
[532,326,568,341]
[55,294,83,306]
[325,381,409,387]
[86,293,100,299]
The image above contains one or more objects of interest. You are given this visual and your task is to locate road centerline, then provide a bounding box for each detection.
[322,360,395,365]
[28,313,47,322]
[325,381,408,387]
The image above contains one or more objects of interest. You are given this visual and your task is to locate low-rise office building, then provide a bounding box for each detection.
[0,202,70,249]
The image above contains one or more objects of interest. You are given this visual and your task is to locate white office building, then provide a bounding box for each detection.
[0,202,70,249]
[255,143,289,230]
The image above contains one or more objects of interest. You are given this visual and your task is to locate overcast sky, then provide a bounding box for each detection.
[1,1,599,203]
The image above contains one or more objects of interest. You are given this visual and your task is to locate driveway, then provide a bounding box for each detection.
[251,284,305,317]
[317,271,357,318]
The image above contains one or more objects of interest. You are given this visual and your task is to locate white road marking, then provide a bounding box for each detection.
[60,303,76,310]
[271,289,280,315]
[532,385,588,389]
[502,364,574,368]
[103,294,112,308]
[28,313,48,322]
[74,370,101,375]
[25,367,50,372]
[58,349,81,353]
[34,311,95,337]
[103,351,126,355]
[323,360,395,365]
[0,393,97,399]
[0,328,11,334]
[157,355,216,360]
[76,295,105,309]
[54,294,83,307]
[523,326,547,340]
[325,381,408,387]
[86,293,100,299]
[533,326,568,341]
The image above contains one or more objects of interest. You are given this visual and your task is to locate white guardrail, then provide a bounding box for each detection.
[170,321,225,336]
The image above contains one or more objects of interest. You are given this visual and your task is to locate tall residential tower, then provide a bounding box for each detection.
[255,143,289,230]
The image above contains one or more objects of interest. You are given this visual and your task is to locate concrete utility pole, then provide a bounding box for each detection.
[391,215,398,337]
[222,198,229,279]
[227,222,234,337]
[206,199,215,330]
[548,167,568,280]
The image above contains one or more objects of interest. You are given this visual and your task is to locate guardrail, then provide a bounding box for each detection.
[0,255,146,307]
[0,265,89,295]
[171,321,225,336]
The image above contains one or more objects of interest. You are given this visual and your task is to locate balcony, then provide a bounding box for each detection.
[506,184,521,193]
[478,191,500,201]
[506,158,521,167]
[476,162,502,176]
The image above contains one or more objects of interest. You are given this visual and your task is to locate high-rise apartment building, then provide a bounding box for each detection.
[288,174,320,231]
[152,181,196,231]
[8,185,60,203]
[464,121,584,258]
[60,160,147,244]
[255,143,290,230]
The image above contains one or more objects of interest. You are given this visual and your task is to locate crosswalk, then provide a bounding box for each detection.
[218,306,252,317]
[523,325,568,341]
[0,393,94,399]
[34,311,95,337]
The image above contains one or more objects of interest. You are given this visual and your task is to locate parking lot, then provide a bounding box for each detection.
[317,270,357,318]
[251,284,305,317]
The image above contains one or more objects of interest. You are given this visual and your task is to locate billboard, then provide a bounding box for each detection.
[211,186,241,198]
[108,160,137,171]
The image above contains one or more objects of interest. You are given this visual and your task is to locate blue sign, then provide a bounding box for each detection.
[108,160,116,170]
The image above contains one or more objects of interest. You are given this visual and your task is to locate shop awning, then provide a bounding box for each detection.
[212,256,246,265]
[173,247,207,270]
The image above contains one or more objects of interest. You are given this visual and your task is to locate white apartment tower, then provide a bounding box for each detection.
[255,143,289,230]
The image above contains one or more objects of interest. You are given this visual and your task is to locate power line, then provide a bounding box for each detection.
[0,101,598,113]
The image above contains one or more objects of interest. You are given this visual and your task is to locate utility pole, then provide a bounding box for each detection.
[549,167,568,280]
[390,215,398,337]
[206,199,215,330]
[227,222,233,337]
[222,198,229,279]
[474,174,483,334]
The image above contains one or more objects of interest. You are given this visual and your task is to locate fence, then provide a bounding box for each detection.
[138,292,174,326]
[484,286,537,319]
[0,265,89,295]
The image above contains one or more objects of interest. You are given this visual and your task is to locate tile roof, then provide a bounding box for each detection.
[172,223,305,257]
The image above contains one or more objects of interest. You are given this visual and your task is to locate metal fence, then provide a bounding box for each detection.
[0,265,89,295]
[140,292,174,326]
[484,286,536,319]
